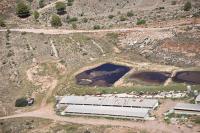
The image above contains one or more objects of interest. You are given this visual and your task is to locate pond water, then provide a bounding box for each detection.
[130,72,171,84]
[172,71,200,84]
[75,63,130,87]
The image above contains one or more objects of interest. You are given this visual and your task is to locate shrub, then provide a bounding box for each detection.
[93,25,101,30]
[39,0,45,8]
[108,15,115,19]
[67,17,78,23]
[15,98,28,107]
[0,17,6,27]
[82,18,88,23]
[51,15,62,27]
[55,2,66,15]
[67,2,73,6]
[72,23,77,29]
[33,11,39,20]
[171,1,176,5]
[16,2,30,18]
[184,1,192,11]
[120,15,127,21]
[127,11,134,17]
[67,0,74,6]
[136,19,146,25]
[68,0,74,2]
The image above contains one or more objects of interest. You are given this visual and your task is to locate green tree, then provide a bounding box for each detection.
[136,19,146,25]
[15,98,28,107]
[51,15,62,27]
[93,25,101,30]
[55,2,66,15]
[33,11,39,20]
[120,15,126,21]
[184,1,192,11]
[39,0,45,8]
[0,17,6,27]
[127,11,134,17]
[16,2,30,18]
[108,15,114,19]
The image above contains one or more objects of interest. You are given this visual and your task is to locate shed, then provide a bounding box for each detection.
[62,105,150,120]
[59,96,158,109]
[173,103,200,115]
[195,95,200,104]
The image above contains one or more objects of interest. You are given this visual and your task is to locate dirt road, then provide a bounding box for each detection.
[0,102,199,133]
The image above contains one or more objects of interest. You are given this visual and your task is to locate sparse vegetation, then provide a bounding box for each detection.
[184,1,192,11]
[39,0,45,8]
[0,17,6,27]
[33,11,39,20]
[67,17,78,23]
[171,1,176,5]
[72,23,77,29]
[119,15,127,21]
[67,0,74,6]
[16,2,30,18]
[93,25,101,30]
[127,11,134,17]
[82,18,88,23]
[51,15,62,27]
[108,15,115,19]
[136,19,146,25]
[55,2,66,15]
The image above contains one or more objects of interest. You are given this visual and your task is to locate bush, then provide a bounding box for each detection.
[39,0,45,8]
[127,11,134,17]
[67,17,78,23]
[51,15,62,27]
[0,17,6,27]
[108,15,115,19]
[15,98,28,107]
[67,2,73,6]
[82,18,88,23]
[16,2,30,18]
[72,23,77,29]
[33,11,39,20]
[55,2,66,15]
[136,19,146,25]
[184,1,192,11]
[119,15,127,21]
[93,25,101,30]
[171,1,176,5]
[67,0,74,6]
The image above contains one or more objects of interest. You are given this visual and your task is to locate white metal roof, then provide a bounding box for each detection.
[64,105,149,118]
[196,95,200,102]
[59,96,158,108]
[174,103,200,111]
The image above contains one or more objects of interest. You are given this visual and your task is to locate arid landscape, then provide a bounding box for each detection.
[0,0,200,133]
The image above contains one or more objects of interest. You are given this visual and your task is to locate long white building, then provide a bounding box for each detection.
[173,103,200,115]
[58,96,158,109]
[62,105,150,120]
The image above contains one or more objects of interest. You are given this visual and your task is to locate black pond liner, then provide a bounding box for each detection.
[172,71,200,84]
[75,63,131,87]
[130,71,171,84]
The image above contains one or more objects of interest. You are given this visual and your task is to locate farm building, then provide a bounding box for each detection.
[58,96,158,109]
[62,105,150,120]
[195,95,200,104]
[173,103,200,115]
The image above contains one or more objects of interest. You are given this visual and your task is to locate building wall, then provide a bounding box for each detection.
[174,110,200,115]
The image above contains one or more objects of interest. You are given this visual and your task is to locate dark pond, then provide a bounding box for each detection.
[75,63,130,87]
[172,71,200,84]
[130,72,171,84]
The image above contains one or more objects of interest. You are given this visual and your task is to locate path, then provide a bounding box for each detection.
[0,27,165,35]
